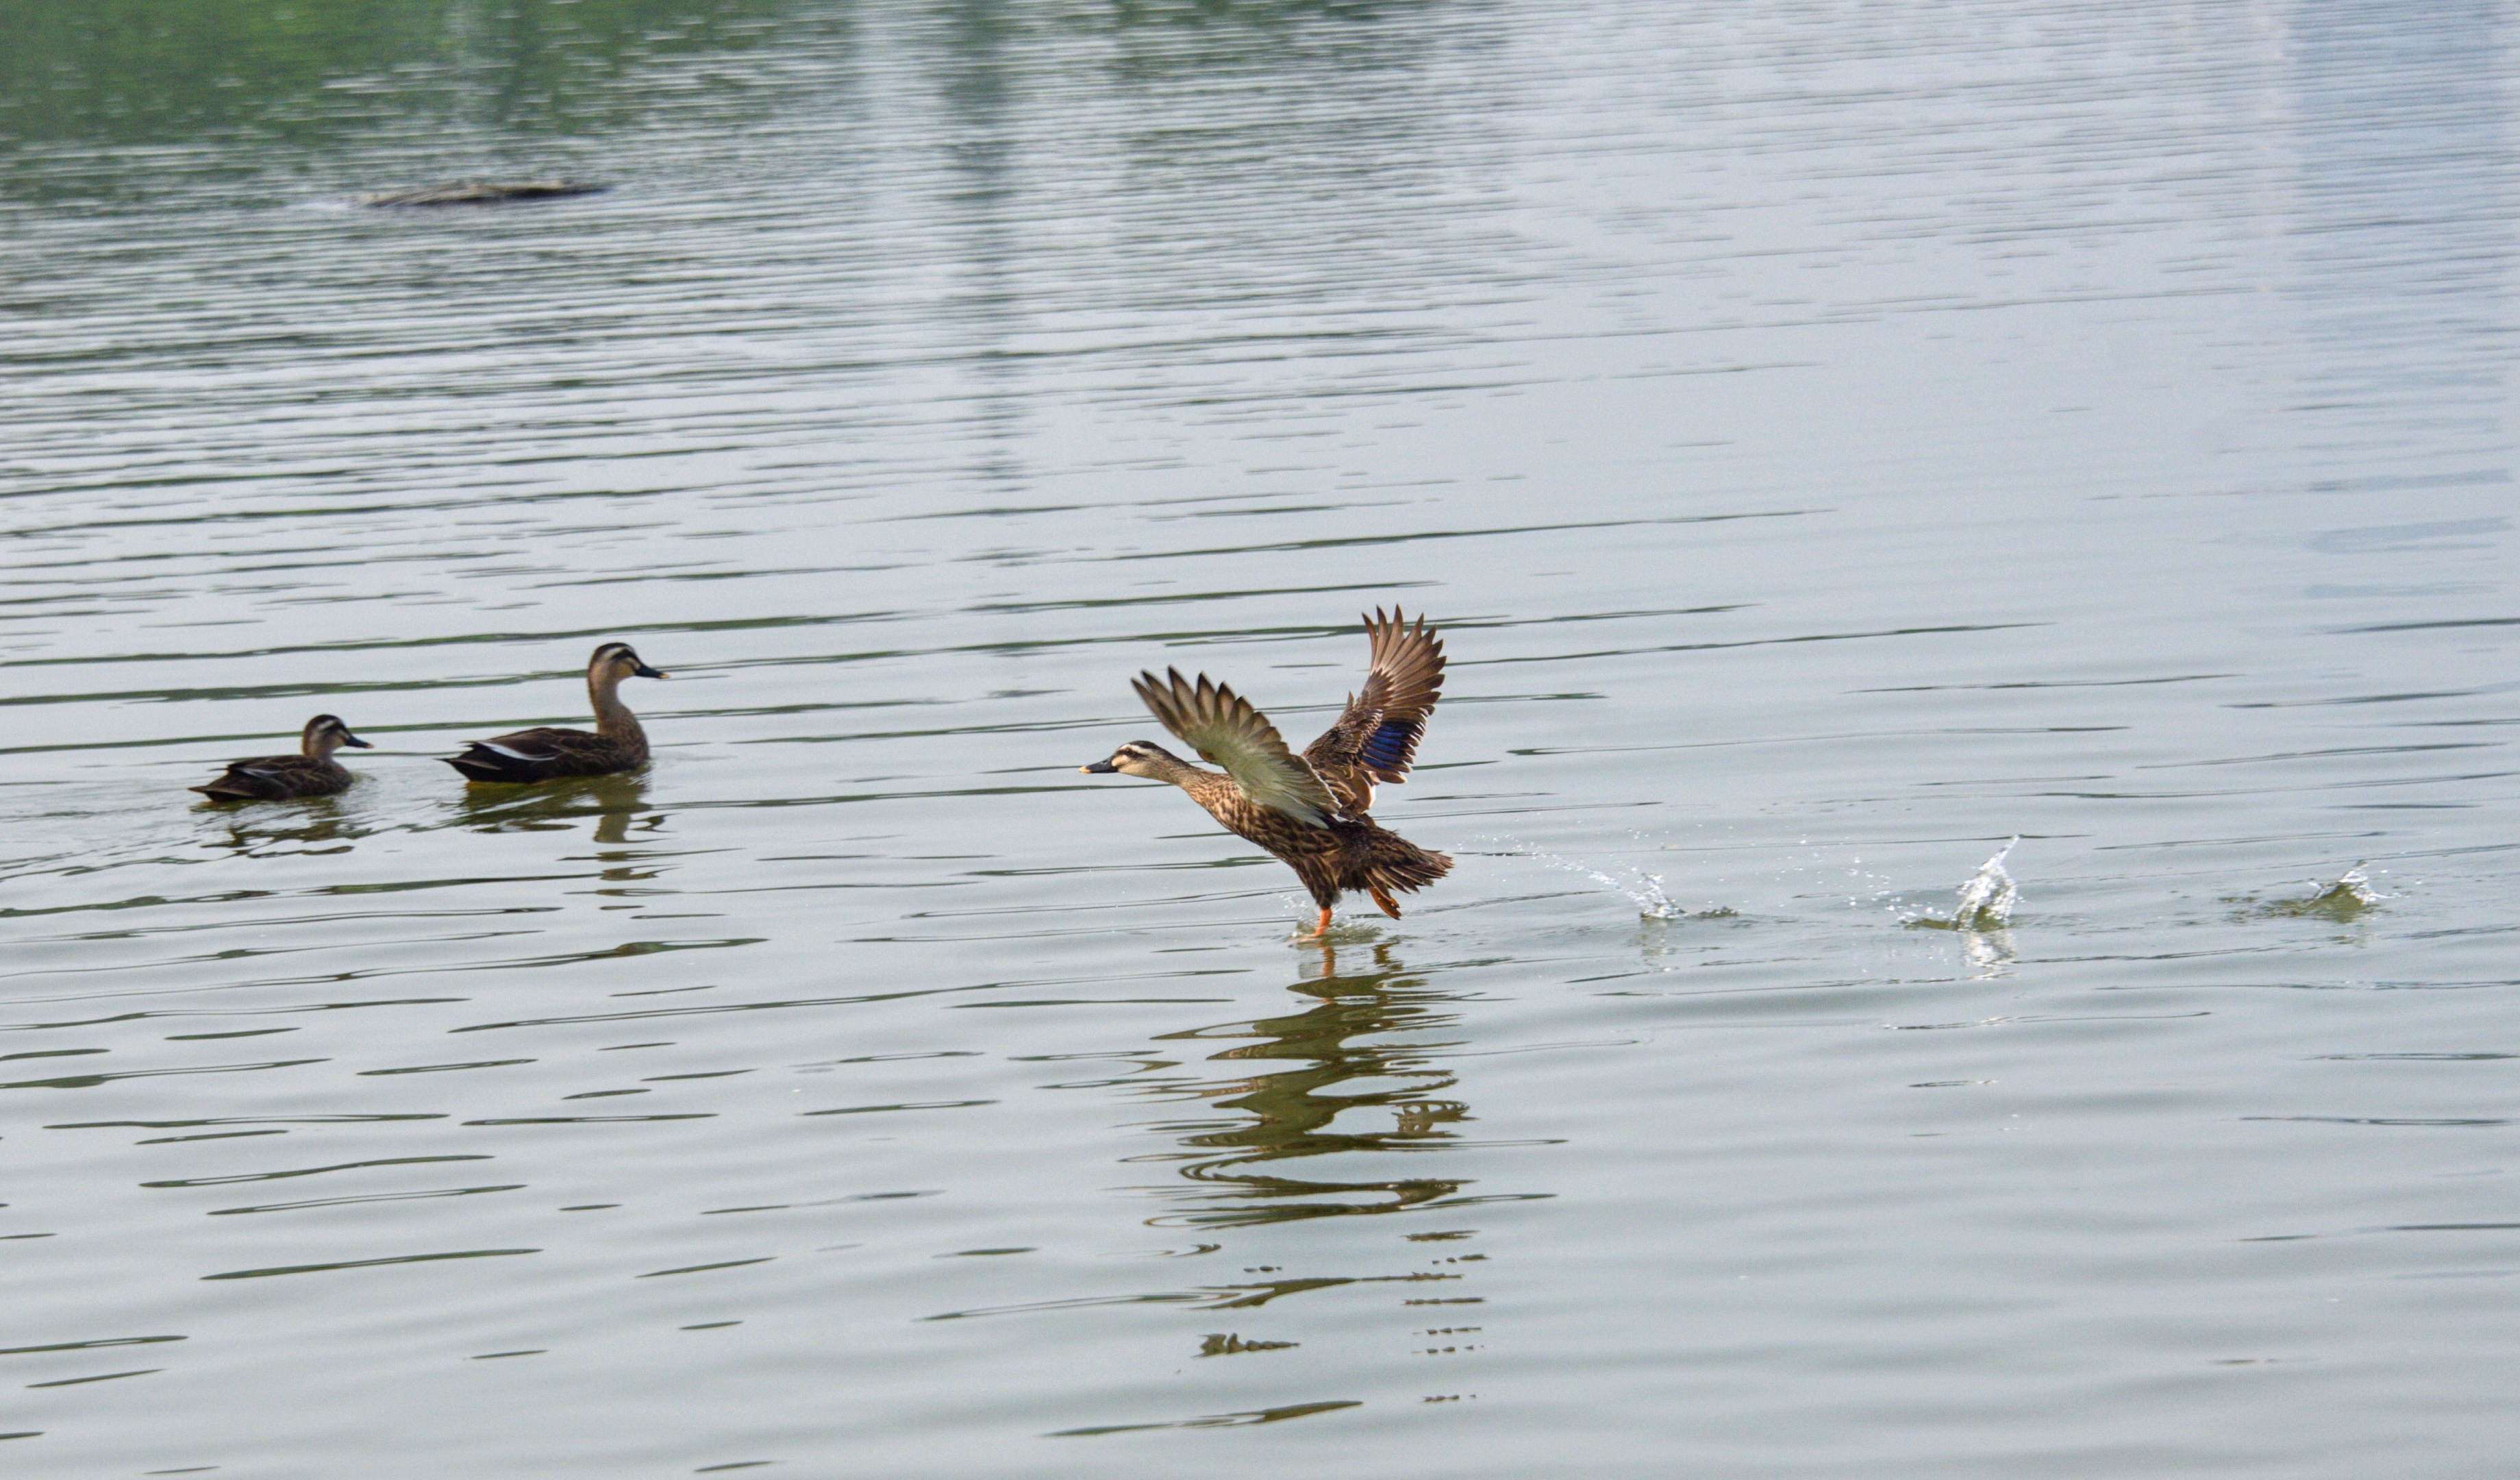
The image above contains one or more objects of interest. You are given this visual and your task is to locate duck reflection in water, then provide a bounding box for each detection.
[456,773,666,896]
[1136,941,1473,1229]
[456,772,656,840]
[206,794,358,857]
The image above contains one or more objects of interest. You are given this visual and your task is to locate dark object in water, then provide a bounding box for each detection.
[357,180,610,208]
[442,642,666,784]
[190,714,371,802]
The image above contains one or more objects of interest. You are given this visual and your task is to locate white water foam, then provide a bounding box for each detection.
[2315,863,2384,906]
[2256,862,2388,920]
[1951,837,2020,928]
[1912,837,2019,930]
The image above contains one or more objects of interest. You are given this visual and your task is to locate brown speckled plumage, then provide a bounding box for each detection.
[1174,763,1452,917]
[1084,608,1452,934]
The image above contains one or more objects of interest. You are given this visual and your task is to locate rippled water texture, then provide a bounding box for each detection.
[4,1,2515,1475]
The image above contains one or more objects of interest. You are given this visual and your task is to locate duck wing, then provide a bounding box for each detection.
[1302,608,1445,811]
[1133,667,1342,828]
[444,726,625,782]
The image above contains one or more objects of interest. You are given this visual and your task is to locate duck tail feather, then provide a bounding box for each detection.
[444,747,525,782]
[1367,836,1451,895]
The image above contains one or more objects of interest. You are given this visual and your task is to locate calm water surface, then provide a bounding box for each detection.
[3,1,2516,1475]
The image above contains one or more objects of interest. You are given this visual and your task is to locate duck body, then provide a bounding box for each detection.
[1083,608,1452,935]
[445,726,646,783]
[191,715,371,802]
[445,642,666,784]
[1168,758,1451,920]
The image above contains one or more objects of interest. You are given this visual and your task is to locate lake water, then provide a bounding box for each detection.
[4,1,2515,1475]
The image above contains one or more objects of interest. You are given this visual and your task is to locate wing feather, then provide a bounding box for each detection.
[479,727,590,760]
[1303,608,1446,809]
[1132,667,1341,828]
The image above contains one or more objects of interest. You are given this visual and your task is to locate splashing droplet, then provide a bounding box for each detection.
[2254,863,2386,921]
[1950,838,2019,929]
[1492,839,1686,920]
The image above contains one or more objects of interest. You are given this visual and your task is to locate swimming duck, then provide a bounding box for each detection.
[190,714,371,802]
[443,642,666,783]
[1082,608,1451,937]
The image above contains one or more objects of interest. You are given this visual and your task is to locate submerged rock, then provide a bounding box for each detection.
[356,180,610,208]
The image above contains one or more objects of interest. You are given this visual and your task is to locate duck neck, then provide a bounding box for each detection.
[1140,750,1212,789]
[589,669,646,745]
[1152,753,1249,826]
[302,729,338,759]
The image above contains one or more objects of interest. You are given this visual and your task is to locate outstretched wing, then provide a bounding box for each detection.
[1133,668,1341,828]
[1303,608,1445,810]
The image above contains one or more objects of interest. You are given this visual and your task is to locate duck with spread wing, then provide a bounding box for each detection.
[1082,608,1452,937]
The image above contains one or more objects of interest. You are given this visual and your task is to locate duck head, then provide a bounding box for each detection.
[590,641,668,683]
[1081,741,1180,778]
[302,714,373,756]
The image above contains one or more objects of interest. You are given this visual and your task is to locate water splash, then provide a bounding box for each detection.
[2252,863,2386,922]
[1909,838,2019,930]
[1488,841,1685,920]
[1952,837,2019,928]
[1563,859,1680,921]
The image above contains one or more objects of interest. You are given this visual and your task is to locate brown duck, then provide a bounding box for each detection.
[190,714,371,802]
[1083,608,1451,937]
[444,642,666,783]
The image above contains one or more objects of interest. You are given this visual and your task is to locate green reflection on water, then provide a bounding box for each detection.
[0,0,798,147]
[1,0,1456,154]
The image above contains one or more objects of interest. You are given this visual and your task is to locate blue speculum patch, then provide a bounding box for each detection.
[1363,722,1415,770]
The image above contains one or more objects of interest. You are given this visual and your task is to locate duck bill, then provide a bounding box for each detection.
[1080,761,1117,774]
[340,732,375,749]
[634,663,668,679]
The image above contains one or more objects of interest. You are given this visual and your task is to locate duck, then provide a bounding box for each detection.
[190,714,371,802]
[443,642,667,783]
[1082,608,1451,937]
